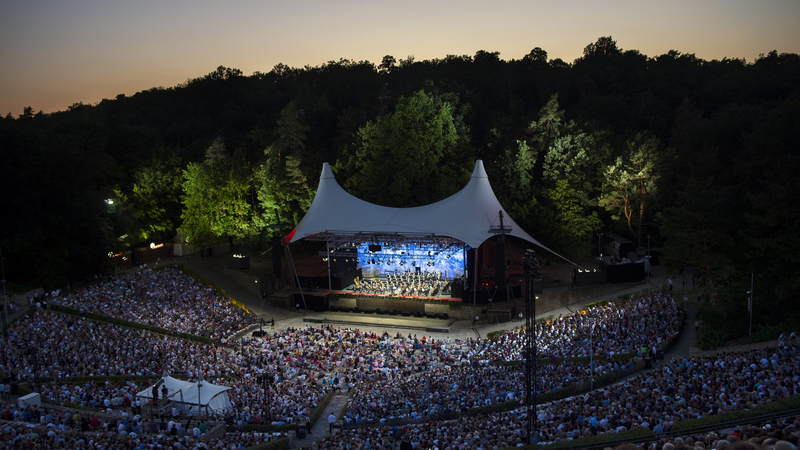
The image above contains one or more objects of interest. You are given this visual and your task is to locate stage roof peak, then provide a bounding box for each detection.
[286,160,553,253]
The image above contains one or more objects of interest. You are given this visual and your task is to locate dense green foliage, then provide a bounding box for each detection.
[1,37,799,344]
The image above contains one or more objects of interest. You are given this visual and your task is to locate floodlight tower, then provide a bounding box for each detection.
[523,249,541,444]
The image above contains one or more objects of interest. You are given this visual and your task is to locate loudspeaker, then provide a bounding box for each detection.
[466,248,476,287]
[530,278,543,294]
[494,237,507,293]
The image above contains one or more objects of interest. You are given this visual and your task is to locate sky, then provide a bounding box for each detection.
[1,0,799,115]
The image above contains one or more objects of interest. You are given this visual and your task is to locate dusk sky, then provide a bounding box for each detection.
[1,0,798,115]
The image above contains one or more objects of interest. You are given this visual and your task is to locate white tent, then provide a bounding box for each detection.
[286,160,554,252]
[137,376,232,415]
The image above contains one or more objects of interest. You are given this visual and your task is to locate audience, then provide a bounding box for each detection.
[52,267,252,340]
[4,270,795,450]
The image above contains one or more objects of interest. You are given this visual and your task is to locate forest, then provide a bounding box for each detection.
[1,37,798,347]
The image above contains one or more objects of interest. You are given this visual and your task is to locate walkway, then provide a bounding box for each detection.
[292,392,350,449]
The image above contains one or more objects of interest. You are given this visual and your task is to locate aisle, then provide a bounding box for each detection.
[291,391,350,449]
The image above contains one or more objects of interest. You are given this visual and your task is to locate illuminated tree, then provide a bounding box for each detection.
[128,154,183,243]
[598,133,661,247]
[179,138,258,247]
[500,94,604,256]
[341,89,471,207]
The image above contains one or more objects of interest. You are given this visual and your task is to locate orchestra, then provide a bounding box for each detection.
[351,270,451,297]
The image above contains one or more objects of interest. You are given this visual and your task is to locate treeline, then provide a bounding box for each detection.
[1,37,798,345]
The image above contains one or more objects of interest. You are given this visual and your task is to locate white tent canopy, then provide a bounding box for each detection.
[137,376,232,415]
[286,160,554,252]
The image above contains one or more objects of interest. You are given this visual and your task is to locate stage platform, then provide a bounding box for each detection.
[298,272,464,302]
[330,286,460,302]
[302,311,454,333]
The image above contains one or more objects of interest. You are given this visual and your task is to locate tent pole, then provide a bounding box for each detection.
[326,241,332,291]
[472,246,478,324]
[285,242,308,310]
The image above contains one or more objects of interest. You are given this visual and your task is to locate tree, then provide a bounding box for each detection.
[582,36,621,58]
[739,98,800,310]
[657,147,738,299]
[256,154,313,229]
[129,154,184,243]
[379,55,397,74]
[205,66,243,81]
[500,94,564,200]
[255,102,314,230]
[498,94,605,257]
[540,130,606,254]
[523,47,548,64]
[339,89,472,207]
[0,115,115,288]
[178,138,258,248]
[598,133,662,247]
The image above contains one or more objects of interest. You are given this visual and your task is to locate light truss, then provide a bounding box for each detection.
[302,233,465,248]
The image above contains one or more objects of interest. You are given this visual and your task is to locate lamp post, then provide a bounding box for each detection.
[587,318,596,391]
[197,373,204,420]
[747,273,754,338]
[597,233,603,259]
[1,246,7,329]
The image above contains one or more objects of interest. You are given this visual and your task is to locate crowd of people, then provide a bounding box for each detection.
[311,345,800,449]
[1,266,796,450]
[0,398,283,449]
[481,291,680,362]
[51,267,252,340]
